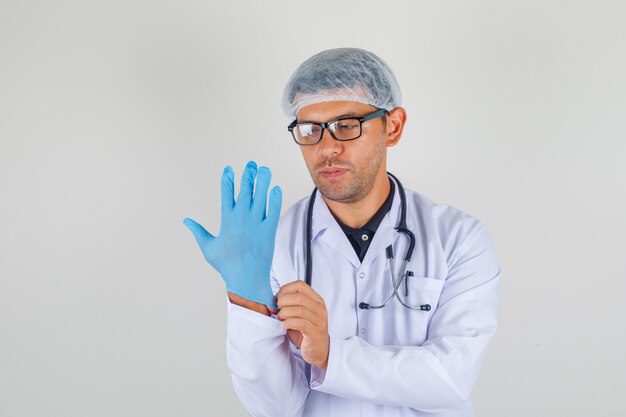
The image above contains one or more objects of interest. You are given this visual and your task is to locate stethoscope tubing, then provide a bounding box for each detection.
[304,173,431,312]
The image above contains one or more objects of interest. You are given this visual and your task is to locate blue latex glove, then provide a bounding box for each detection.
[183,161,282,309]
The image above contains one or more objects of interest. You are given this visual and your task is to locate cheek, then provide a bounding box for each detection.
[357,138,386,169]
[351,140,376,161]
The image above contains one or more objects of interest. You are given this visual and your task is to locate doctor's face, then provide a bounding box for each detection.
[296,101,390,203]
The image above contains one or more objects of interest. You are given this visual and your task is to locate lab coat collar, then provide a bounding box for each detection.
[309,176,403,268]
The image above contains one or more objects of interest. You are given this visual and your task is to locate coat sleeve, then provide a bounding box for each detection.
[309,222,501,413]
[226,277,310,417]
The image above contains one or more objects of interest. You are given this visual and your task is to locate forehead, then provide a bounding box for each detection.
[296,101,378,123]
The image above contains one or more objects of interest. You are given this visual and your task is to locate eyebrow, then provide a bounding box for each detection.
[298,112,361,124]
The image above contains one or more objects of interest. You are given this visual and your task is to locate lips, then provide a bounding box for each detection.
[319,167,348,179]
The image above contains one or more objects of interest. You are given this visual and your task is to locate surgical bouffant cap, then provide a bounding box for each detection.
[281,48,402,119]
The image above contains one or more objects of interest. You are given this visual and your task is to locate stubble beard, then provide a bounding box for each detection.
[312,142,386,204]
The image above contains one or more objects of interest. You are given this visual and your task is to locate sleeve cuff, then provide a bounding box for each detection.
[310,335,341,390]
[227,298,286,335]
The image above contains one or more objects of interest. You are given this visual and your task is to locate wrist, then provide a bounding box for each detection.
[228,292,271,316]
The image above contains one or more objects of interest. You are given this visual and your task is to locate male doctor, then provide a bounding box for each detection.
[184,48,500,416]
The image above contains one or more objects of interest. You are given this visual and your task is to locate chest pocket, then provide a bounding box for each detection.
[381,275,446,346]
[402,275,445,311]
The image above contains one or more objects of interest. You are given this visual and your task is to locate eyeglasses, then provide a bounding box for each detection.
[287,108,388,146]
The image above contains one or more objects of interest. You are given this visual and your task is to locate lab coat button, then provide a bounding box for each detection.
[360,328,366,334]
[359,272,365,279]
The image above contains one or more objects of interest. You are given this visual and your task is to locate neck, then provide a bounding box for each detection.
[322,170,391,229]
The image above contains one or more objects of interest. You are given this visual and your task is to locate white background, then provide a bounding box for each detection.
[1,1,625,416]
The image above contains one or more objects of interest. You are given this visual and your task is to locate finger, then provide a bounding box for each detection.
[276,280,324,304]
[276,292,324,313]
[281,317,315,334]
[236,161,257,209]
[221,165,235,211]
[265,186,282,226]
[183,218,216,255]
[277,305,320,324]
[251,166,271,220]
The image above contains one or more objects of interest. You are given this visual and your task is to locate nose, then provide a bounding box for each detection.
[317,127,343,157]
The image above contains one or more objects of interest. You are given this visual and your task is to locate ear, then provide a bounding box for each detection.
[385,107,407,148]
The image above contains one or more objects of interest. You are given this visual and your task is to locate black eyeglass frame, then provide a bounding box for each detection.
[287,108,389,146]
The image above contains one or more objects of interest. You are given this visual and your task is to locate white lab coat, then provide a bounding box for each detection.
[226,179,500,417]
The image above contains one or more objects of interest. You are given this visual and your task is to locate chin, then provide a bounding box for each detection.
[311,169,366,202]
[316,182,360,203]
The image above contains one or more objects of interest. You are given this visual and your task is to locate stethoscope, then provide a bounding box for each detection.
[304,172,432,312]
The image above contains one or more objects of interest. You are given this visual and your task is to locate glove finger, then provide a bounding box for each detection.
[236,161,257,210]
[221,165,235,211]
[266,186,282,228]
[251,166,271,221]
[183,217,216,260]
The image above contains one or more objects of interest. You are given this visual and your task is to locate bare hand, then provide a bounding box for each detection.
[276,281,330,370]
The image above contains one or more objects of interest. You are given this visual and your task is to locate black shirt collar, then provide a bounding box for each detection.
[334,178,395,261]
[338,178,394,234]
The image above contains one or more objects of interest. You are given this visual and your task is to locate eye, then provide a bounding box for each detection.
[336,120,360,131]
[298,124,321,137]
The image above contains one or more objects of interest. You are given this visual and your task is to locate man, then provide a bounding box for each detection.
[184,48,500,416]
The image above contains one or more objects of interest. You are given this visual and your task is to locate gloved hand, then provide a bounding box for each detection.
[183,161,282,309]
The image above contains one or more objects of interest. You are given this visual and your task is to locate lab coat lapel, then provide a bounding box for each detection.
[361,180,403,266]
[310,192,361,268]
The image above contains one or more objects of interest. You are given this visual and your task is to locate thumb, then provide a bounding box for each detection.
[183,217,216,257]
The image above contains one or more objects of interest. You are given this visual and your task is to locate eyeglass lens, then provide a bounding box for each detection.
[293,118,362,145]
